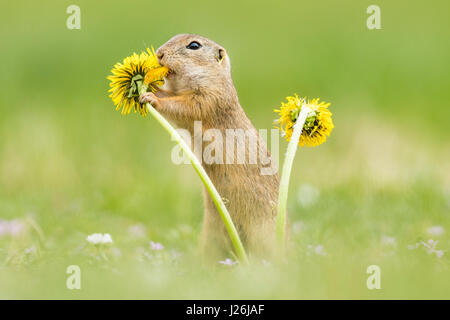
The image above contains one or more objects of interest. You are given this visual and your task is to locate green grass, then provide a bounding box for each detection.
[0,0,449,299]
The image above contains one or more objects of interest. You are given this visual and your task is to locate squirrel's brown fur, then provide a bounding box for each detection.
[140,34,280,260]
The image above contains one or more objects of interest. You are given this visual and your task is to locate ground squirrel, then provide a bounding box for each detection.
[140,34,281,260]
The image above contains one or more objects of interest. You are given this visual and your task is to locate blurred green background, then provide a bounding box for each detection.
[0,0,449,299]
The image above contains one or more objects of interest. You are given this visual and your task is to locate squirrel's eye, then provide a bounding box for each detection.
[186,41,202,50]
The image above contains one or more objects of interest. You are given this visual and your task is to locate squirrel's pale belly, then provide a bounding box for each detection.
[201,140,280,258]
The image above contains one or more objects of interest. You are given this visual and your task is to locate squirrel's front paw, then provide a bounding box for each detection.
[139,92,160,108]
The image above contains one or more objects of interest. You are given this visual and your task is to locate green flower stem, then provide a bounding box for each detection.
[276,106,311,257]
[145,102,249,265]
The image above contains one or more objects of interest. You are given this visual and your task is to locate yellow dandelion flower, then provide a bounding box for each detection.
[107,48,169,116]
[275,94,334,147]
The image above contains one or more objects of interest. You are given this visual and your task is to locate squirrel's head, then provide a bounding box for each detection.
[156,34,232,92]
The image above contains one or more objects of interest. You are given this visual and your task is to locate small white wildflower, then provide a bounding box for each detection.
[0,221,7,237]
[292,221,305,234]
[150,241,164,251]
[297,184,320,208]
[426,226,445,237]
[24,246,37,254]
[425,239,438,249]
[434,250,444,259]
[219,258,237,266]
[102,233,113,244]
[0,219,26,238]
[423,239,440,255]
[381,235,397,248]
[86,233,113,245]
[314,245,327,256]
[86,233,103,244]
[128,224,147,238]
[307,244,327,256]
[9,220,26,237]
[409,239,444,258]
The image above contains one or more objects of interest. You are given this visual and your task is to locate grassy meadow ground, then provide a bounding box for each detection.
[0,1,449,299]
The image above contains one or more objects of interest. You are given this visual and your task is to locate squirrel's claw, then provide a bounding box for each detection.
[139,92,160,108]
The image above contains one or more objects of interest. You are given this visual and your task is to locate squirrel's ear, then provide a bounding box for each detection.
[216,48,226,64]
